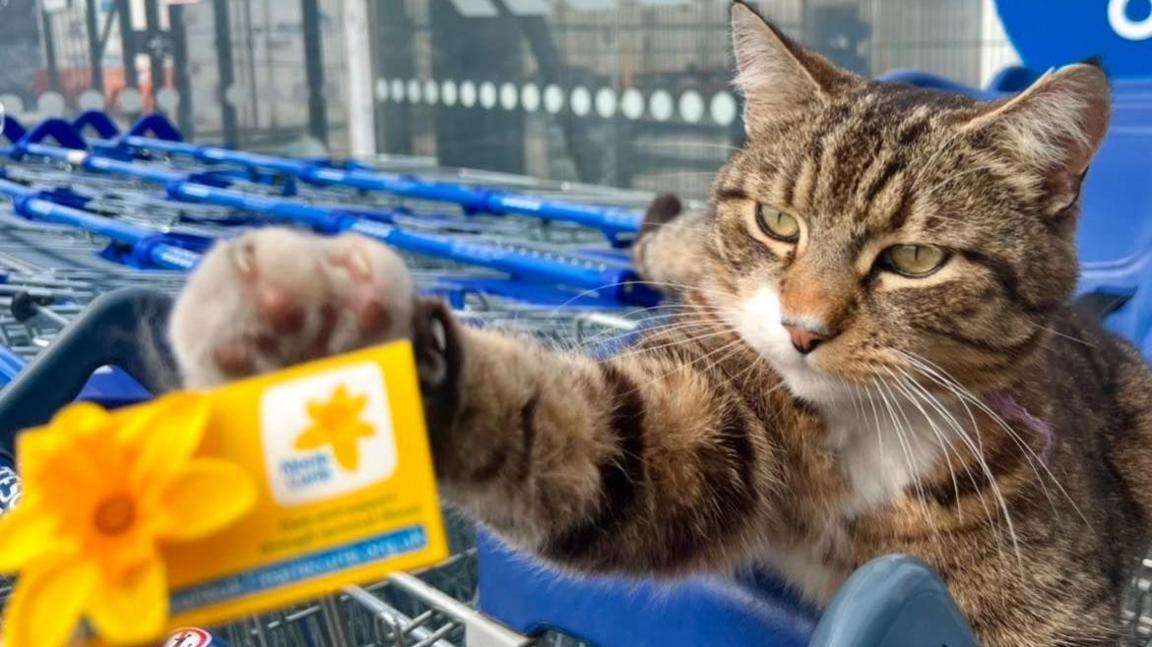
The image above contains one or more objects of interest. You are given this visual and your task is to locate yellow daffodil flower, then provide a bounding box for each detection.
[0,393,256,647]
[294,385,375,471]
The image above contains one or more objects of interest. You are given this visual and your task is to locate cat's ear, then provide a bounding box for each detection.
[963,63,1110,217]
[730,1,861,135]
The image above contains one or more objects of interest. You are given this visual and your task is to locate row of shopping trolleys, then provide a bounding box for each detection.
[0,109,674,647]
[0,109,676,385]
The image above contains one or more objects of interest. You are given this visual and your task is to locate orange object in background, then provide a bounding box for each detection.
[32,63,173,112]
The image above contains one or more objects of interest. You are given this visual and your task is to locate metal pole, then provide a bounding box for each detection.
[300,0,329,146]
[85,0,104,92]
[39,6,62,93]
[211,0,239,147]
[240,0,260,129]
[168,3,194,137]
[142,0,164,94]
[115,0,139,89]
[342,0,375,158]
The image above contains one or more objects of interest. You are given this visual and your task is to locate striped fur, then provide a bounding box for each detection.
[170,4,1151,646]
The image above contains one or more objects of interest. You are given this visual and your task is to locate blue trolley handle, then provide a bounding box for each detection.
[299,166,645,240]
[0,176,200,271]
[169,182,659,304]
[143,139,646,240]
[78,111,647,240]
[7,123,660,304]
[0,287,176,451]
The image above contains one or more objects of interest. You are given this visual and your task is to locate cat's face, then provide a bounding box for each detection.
[709,3,1109,404]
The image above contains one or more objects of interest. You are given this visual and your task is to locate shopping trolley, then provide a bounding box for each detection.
[0,112,669,647]
[1,61,1151,646]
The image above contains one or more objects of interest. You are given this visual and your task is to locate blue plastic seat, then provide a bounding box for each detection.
[809,555,979,647]
[1074,81,1152,355]
[476,531,981,646]
[476,531,816,647]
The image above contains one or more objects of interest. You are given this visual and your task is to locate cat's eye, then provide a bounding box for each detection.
[755,205,800,242]
[881,244,948,277]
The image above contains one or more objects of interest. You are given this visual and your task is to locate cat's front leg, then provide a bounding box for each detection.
[171,228,781,576]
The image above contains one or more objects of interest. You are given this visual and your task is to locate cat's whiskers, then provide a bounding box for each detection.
[605,324,740,361]
[730,353,783,406]
[886,364,1022,562]
[898,357,1093,578]
[623,335,749,399]
[898,364,1026,564]
[552,296,741,353]
[892,369,1022,566]
[874,377,936,527]
[898,350,1088,527]
[1029,322,1096,348]
[537,281,693,318]
[535,278,719,336]
[861,382,885,464]
[698,336,762,382]
[892,365,1001,535]
[882,366,963,523]
[569,292,745,353]
[563,311,733,353]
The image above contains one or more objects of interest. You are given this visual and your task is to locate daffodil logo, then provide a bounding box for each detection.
[294,385,376,471]
[261,364,398,505]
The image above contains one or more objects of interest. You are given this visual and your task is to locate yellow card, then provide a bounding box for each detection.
[51,340,448,632]
[169,340,446,627]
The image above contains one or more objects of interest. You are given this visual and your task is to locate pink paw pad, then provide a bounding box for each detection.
[356,299,392,336]
[212,343,254,376]
[258,287,306,333]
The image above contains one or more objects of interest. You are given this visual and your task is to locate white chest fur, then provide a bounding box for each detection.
[821,394,955,515]
[760,396,959,602]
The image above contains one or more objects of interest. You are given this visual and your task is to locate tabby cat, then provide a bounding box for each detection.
[169,3,1152,645]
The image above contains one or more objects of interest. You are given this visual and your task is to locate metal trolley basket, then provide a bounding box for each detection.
[0,108,647,647]
[0,67,1151,647]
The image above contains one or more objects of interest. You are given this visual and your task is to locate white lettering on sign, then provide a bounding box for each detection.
[1110,0,1152,40]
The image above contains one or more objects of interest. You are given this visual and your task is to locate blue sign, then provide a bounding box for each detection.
[995,0,1152,79]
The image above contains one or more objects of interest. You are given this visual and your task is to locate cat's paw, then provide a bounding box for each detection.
[169,228,418,388]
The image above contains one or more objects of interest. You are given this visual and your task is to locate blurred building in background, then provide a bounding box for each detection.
[0,0,1021,199]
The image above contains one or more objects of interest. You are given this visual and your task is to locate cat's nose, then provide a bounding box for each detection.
[782,322,828,355]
